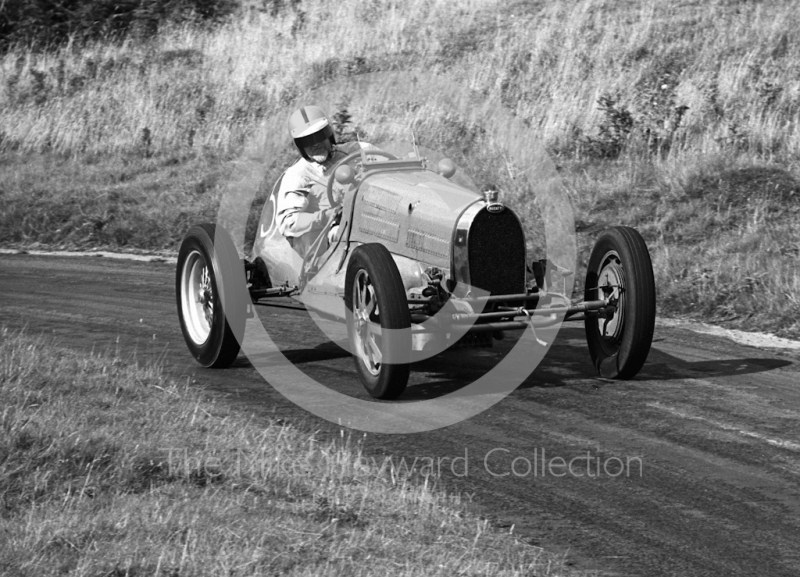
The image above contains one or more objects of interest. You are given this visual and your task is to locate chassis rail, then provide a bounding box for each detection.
[248,280,613,334]
[410,297,612,332]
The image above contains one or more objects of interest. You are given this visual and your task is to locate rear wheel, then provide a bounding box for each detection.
[584,226,655,379]
[345,244,411,399]
[177,224,247,368]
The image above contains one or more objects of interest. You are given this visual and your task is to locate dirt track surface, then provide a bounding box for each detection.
[2,253,800,576]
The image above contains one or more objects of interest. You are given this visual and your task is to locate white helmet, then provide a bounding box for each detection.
[288,105,336,160]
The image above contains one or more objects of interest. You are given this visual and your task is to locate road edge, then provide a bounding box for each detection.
[3,246,799,351]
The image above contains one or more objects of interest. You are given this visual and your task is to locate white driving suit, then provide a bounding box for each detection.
[276,142,371,257]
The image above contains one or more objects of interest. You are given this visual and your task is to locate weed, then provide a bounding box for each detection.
[310,56,372,88]
[581,94,634,159]
[332,100,361,143]
[140,127,152,158]
[158,48,205,68]
[29,69,48,105]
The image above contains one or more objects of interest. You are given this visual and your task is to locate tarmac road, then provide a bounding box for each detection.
[2,252,800,576]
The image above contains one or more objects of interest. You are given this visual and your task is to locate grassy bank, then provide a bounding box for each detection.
[0,328,573,576]
[1,0,798,337]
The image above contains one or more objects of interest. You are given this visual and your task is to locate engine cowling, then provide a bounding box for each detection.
[349,170,476,269]
[348,170,526,297]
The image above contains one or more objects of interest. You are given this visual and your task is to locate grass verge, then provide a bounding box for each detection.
[0,328,574,576]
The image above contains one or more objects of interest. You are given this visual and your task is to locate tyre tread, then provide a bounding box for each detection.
[345,243,411,399]
[584,226,655,379]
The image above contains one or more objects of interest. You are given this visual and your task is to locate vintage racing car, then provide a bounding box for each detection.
[176,144,656,399]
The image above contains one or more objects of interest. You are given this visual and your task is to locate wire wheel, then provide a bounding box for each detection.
[180,250,215,345]
[176,224,246,368]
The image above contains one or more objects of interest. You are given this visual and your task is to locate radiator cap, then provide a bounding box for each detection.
[484,190,505,213]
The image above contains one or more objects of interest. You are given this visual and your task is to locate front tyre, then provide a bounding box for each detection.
[584,226,656,379]
[345,244,411,399]
[177,223,247,368]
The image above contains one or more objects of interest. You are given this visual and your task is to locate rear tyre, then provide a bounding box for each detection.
[176,223,247,368]
[345,244,411,399]
[584,226,655,379]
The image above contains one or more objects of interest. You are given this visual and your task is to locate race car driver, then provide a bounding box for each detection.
[277,105,368,258]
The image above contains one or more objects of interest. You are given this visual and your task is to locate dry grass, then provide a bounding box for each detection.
[1,0,798,336]
[0,328,575,576]
[561,153,800,338]
[2,0,798,157]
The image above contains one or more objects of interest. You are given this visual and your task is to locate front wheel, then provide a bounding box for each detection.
[345,244,411,399]
[584,226,656,379]
[176,223,247,368]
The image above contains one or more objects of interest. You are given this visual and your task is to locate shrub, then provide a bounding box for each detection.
[580,94,634,159]
[332,102,360,144]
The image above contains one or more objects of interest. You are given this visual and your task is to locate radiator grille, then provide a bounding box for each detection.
[467,209,526,296]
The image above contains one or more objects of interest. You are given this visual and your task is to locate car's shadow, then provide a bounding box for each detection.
[229,341,350,368]
[231,326,793,401]
[401,327,794,399]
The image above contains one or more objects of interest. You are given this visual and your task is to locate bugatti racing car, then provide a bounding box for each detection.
[177,144,656,399]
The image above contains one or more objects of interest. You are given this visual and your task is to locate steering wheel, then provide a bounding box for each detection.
[326,149,399,208]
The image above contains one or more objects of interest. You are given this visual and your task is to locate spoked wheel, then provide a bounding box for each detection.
[345,244,411,399]
[584,226,656,379]
[176,223,247,368]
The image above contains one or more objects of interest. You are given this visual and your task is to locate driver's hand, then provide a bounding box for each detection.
[323,206,341,225]
[330,182,348,205]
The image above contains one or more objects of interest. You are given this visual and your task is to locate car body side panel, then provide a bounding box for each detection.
[297,243,349,318]
[250,179,305,288]
[349,171,482,270]
[251,167,484,314]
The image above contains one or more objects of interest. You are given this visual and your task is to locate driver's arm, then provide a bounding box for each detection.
[277,169,336,237]
[278,197,336,238]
